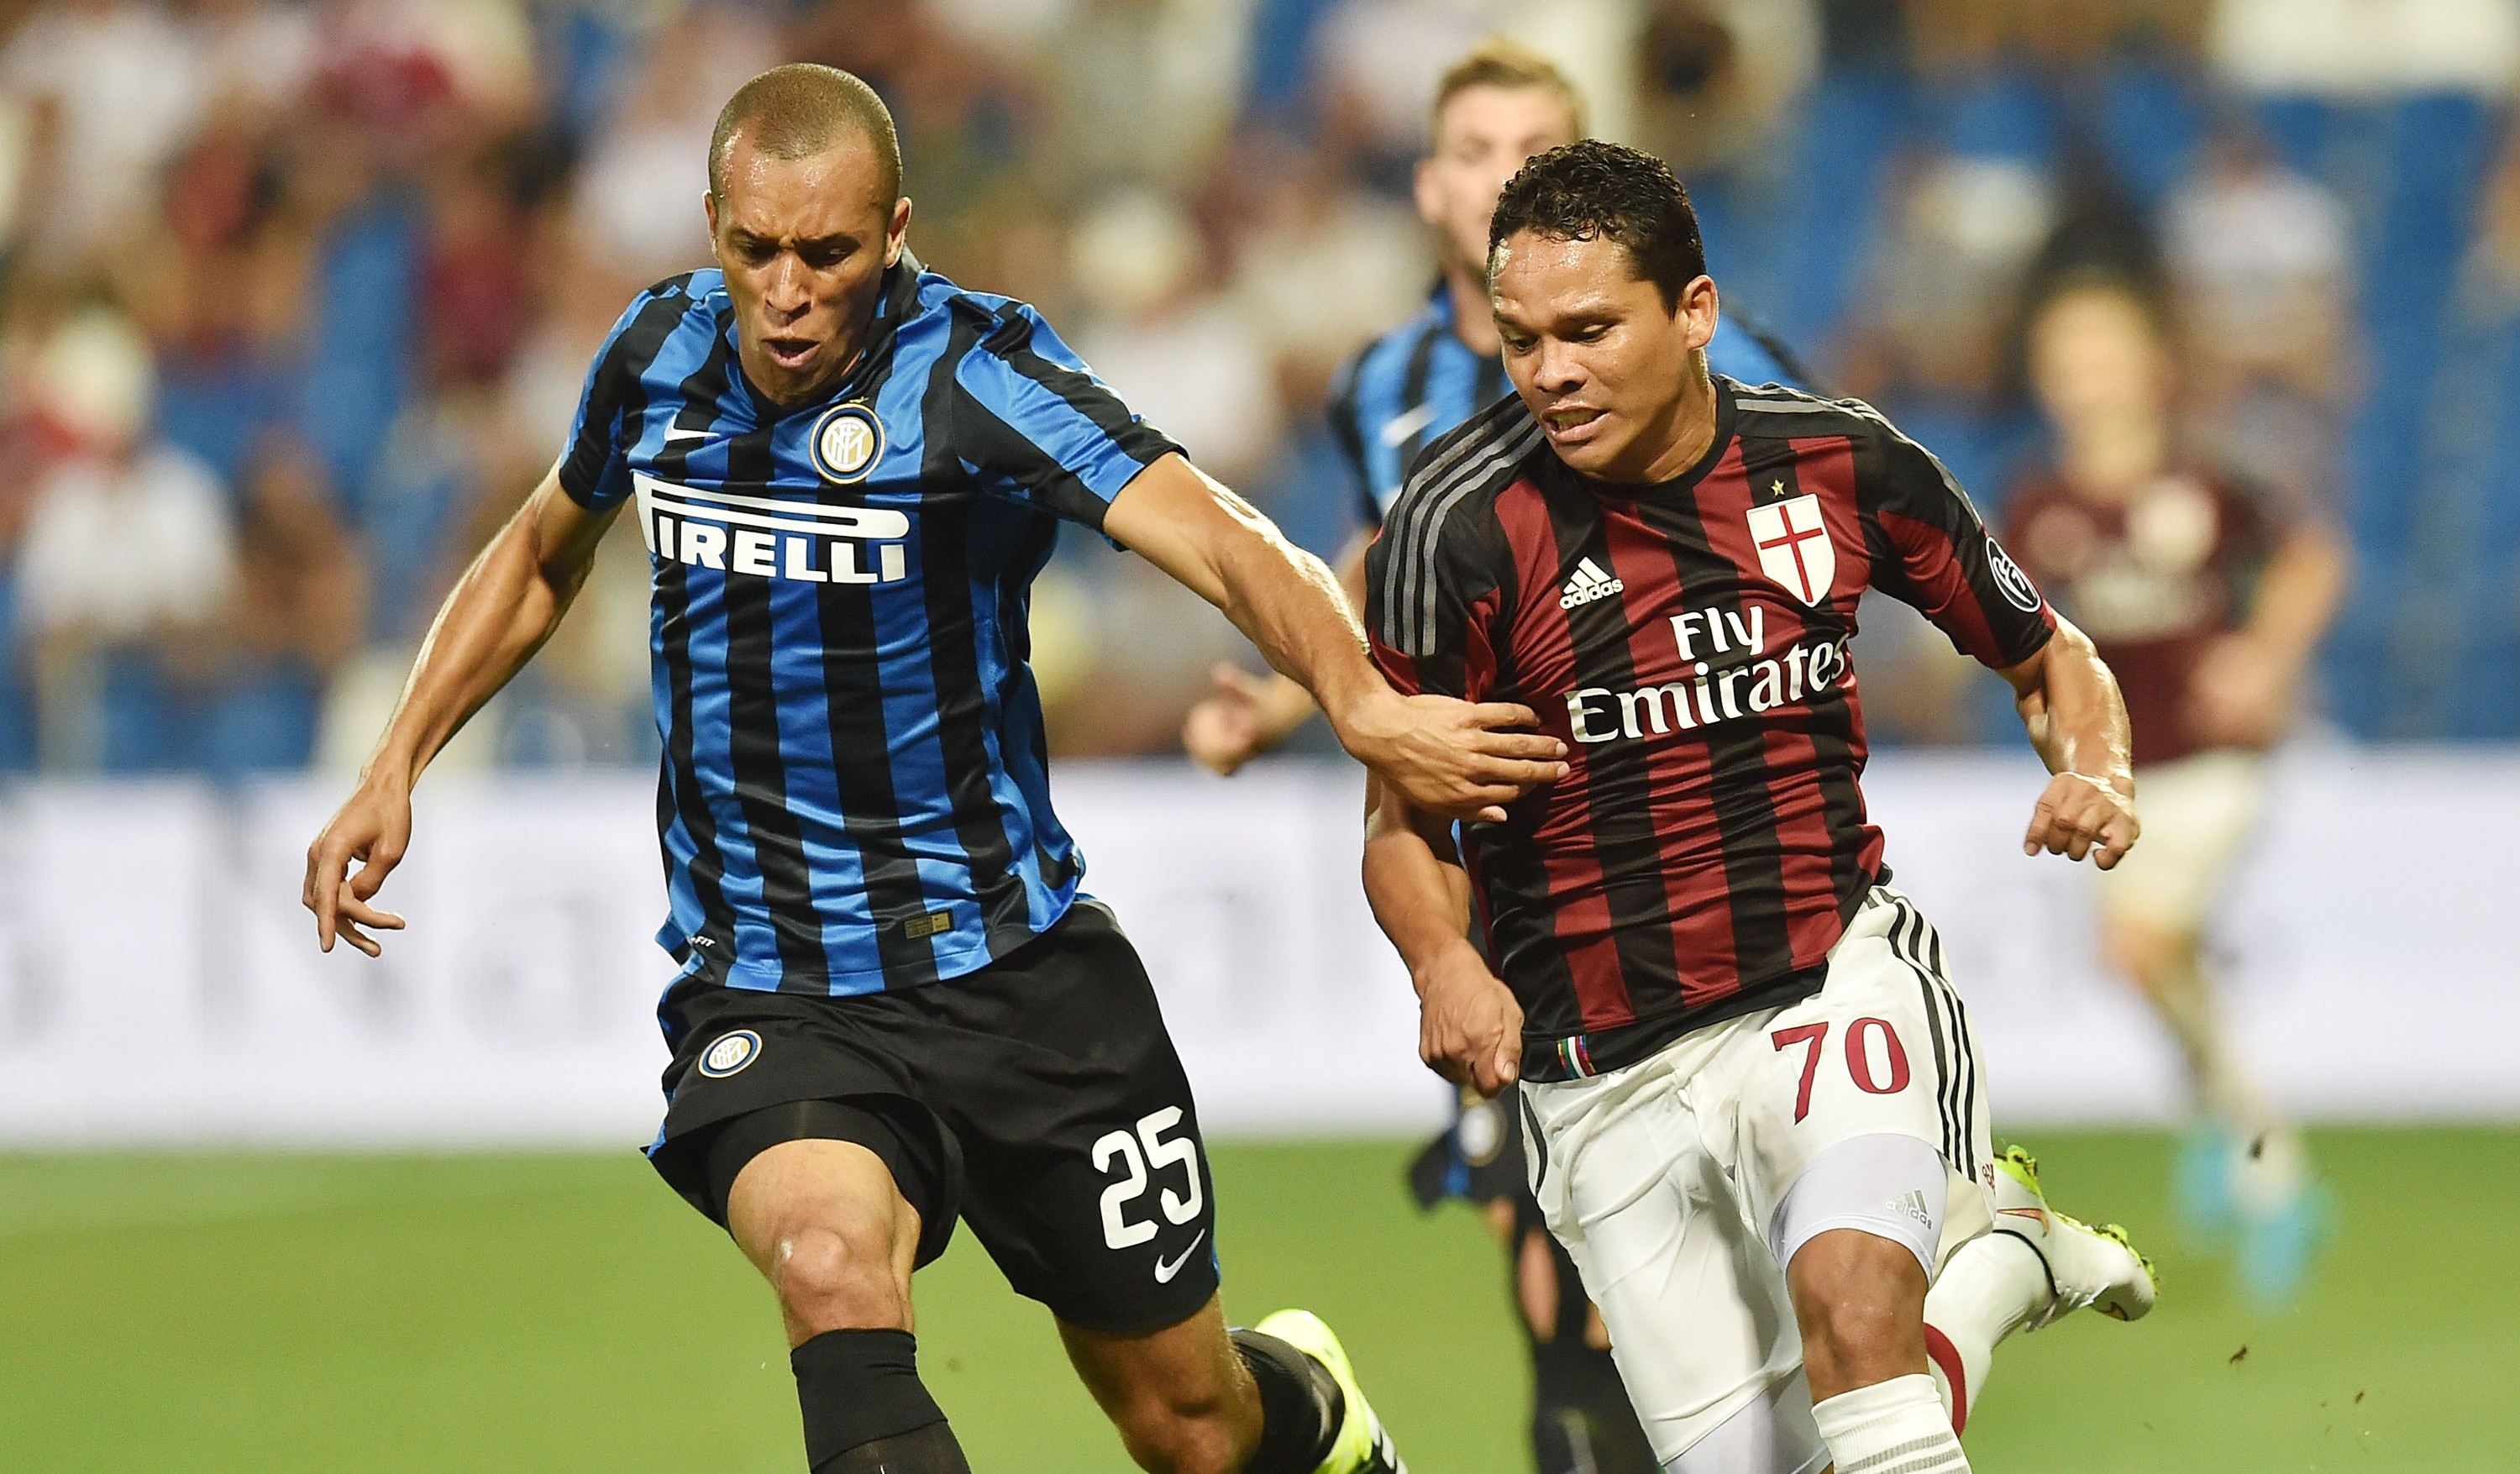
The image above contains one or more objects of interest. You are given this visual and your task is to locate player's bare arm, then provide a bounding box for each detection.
[2002,614,2141,868]
[2189,520,2350,749]
[1361,772,1523,1094]
[1179,535,1367,775]
[1108,453,1567,823]
[302,468,620,955]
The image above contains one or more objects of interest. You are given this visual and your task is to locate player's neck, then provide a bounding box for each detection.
[1442,266,1501,356]
[1617,357,1719,485]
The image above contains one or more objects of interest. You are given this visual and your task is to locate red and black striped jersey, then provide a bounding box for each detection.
[1365,376,2055,1081]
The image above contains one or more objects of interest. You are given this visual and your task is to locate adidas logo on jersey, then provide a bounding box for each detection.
[1888,1189,1934,1229]
[1559,558,1625,609]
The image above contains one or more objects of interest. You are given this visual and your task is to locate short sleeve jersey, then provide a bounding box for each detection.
[2000,468,2282,766]
[1364,377,2055,1080]
[559,258,1179,998]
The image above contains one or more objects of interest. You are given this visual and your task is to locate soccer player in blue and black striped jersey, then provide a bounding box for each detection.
[303,64,1571,1474]
[1179,41,1807,1474]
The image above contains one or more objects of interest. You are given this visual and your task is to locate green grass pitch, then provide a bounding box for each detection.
[2,1129,2510,1471]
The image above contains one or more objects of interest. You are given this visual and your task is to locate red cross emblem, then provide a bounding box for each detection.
[1746,493,1835,606]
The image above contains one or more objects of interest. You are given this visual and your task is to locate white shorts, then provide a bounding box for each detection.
[1520,887,1995,1465]
[2096,749,2265,936]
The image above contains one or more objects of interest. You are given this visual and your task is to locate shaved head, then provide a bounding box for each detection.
[709,63,901,206]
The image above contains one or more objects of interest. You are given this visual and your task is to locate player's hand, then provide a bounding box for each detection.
[1340,691,1568,824]
[1416,951,1525,1096]
[1182,664,1305,776]
[303,780,413,957]
[2187,632,2290,750]
[2023,770,2139,869]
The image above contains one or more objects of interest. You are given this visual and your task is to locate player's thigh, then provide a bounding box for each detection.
[923,901,1222,1336]
[645,981,964,1269]
[1523,1050,1800,1464]
[1734,888,1994,1276]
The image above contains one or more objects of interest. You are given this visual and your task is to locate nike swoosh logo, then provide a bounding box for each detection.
[1997,1206,2048,1225]
[1153,1230,1209,1284]
[663,428,711,443]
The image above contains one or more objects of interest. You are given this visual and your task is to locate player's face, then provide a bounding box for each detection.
[1415,86,1579,277]
[706,134,912,407]
[1492,229,1718,481]
[2029,287,2170,432]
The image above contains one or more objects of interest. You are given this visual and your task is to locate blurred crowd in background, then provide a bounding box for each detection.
[0,0,2517,777]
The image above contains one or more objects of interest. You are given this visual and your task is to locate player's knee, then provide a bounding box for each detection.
[772,1220,909,1333]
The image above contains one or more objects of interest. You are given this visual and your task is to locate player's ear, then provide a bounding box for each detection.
[884,197,913,267]
[1411,155,1443,228]
[703,190,719,243]
[1679,274,1719,352]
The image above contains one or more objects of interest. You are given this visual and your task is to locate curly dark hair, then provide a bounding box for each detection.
[1488,140,1706,308]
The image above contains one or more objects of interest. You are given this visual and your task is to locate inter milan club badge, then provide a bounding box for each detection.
[697,1029,762,1078]
[811,403,884,483]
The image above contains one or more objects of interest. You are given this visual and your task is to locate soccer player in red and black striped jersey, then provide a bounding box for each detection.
[1362,142,2159,1472]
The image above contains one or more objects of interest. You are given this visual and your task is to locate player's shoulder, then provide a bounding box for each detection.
[581,270,724,396]
[1725,377,1906,443]
[1383,391,1544,535]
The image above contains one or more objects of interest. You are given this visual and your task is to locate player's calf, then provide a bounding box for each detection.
[1784,1227,1930,1403]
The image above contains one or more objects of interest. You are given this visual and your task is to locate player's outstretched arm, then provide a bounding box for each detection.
[1109,454,1566,821]
[1179,536,1368,774]
[1362,773,1523,1094]
[2000,615,2140,869]
[302,465,622,955]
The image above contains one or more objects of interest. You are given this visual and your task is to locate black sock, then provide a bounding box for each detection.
[812,1422,973,1474]
[790,1328,966,1474]
[1231,1329,1343,1474]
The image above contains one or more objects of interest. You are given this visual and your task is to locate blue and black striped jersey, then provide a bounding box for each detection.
[1328,283,1804,528]
[560,257,1178,997]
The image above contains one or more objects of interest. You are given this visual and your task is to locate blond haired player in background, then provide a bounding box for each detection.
[2005,272,2349,1307]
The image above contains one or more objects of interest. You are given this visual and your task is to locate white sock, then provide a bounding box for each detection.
[1919,1233,2047,1432]
[1811,1373,1971,1474]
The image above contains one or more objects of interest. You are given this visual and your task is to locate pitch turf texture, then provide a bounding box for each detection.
[2,1130,2507,1472]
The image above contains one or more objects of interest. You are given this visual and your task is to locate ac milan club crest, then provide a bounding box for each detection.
[1746,493,1835,606]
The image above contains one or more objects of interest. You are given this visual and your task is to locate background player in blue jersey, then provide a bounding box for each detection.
[1184,40,1798,782]
[302,64,1572,1474]
[1181,41,1806,1474]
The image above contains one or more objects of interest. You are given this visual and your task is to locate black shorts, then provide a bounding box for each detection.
[647,900,1220,1335]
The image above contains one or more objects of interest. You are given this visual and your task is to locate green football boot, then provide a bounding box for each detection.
[1992,1145,2158,1328]
[1253,1309,1407,1473]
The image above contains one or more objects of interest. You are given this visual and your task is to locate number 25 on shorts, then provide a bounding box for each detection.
[1091,1107,1203,1250]
[1770,1018,1912,1123]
